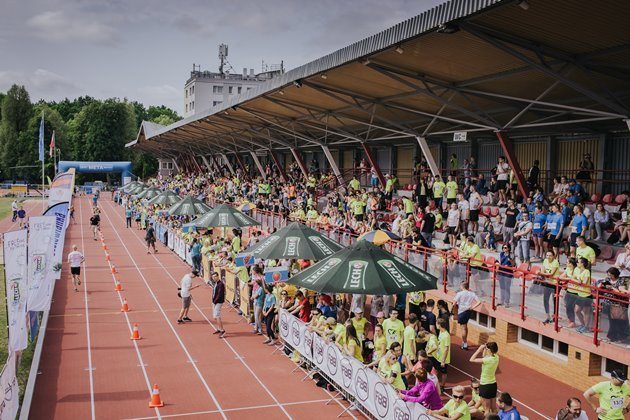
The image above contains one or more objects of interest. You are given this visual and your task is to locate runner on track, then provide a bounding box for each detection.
[145,222,157,254]
[89,210,100,240]
[67,245,85,292]
[177,270,200,324]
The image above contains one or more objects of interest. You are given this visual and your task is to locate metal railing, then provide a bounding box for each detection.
[249,207,629,348]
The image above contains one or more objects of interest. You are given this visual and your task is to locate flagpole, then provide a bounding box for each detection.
[41,113,45,212]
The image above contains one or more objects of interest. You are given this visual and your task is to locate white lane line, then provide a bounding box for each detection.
[78,198,96,420]
[448,364,551,419]
[103,201,295,419]
[99,203,227,420]
[95,200,162,419]
[122,397,344,419]
[105,200,356,420]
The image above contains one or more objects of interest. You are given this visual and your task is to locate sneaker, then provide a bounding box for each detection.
[177,319,184,324]
[219,331,226,338]
[212,330,222,334]
[461,343,468,350]
[262,339,271,344]
[543,318,552,325]
[576,325,585,333]
[183,317,192,322]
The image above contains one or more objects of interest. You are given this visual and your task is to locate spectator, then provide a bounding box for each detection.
[399,368,443,409]
[576,153,595,184]
[544,204,565,257]
[497,392,521,420]
[403,313,419,364]
[514,211,533,264]
[503,200,519,250]
[211,271,226,337]
[436,318,451,389]
[613,243,630,277]
[382,309,404,348]
[593,203,610,242]
[496,156,510,206]
[569,206,589,256]
[555,397,588,420]
[527,160,540,190]
[447,202,461,248]
[575,236,596,266]
[177,270,200,324]
[341,324,363,362]
[433,175,446,209]
[469,186,482,234]
[583,369,629,419]
[532,205,547,261]
[262,285,277,345]
[450,153,459,177]
[598,267,629,343]
[573,257,593,334]
[428,385,470,420]
[377,346,406,391]
[470,342,500,414]
[469,378,485,417]
[541,251,560,324]
[251,278,265,335]
[453,282,481,350]
[420,205,436,247]
[562,257,579,328]
[372,324,387,362]
[437,299,451,333]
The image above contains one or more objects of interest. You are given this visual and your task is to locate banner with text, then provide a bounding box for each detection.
[0,352,19,420]
[48,170,75,207]
[43,201,69,280]
[27,216,57,311]
[3,230,29,352]
[278,309,429,420]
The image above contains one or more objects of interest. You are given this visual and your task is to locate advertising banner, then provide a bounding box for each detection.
[0,352,19,420]
[225,271,236,304]
[48,171,75,207]
[3,229,29,352]
[263,266,288,284]
[277,309,428,420]
[42,201,69,280]
[26,216,57,311]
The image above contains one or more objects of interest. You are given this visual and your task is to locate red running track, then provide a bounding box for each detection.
[26,197,590,419]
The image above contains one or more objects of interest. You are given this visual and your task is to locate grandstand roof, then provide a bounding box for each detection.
[129,0,630,158]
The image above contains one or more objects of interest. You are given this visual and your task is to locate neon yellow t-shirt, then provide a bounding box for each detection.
[480,354,499,385]
[437,330,451,365]
[542,258,559,276]
[403,198,414,214]
[444,399,471,420]
[306,209,318,221]
[382,318,404,347]
[349,178,360,190]
[575,268,592,298]
[446,181,458,199]
[467,243,483,267]
[351,200,365,215]
[425,334,439,359]
[576,245,596,265]
[379,360,405,390]
[591,380,630,420]
[433,181,445,198]
[403,325,417,361]
[351,317,367,339]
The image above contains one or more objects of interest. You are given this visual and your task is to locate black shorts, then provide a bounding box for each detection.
[510,183,518,192]
[457,310,472,325]
[496,180,507,190]
[545,235,562,248]
[569,233,579,247]
[470,210,479,222]
[430,357,447,374]
[447,226,457,236]
[71,267,81,275]
[479,382,498,399]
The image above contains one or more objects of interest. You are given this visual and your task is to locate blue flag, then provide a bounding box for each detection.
[38,113,44,162]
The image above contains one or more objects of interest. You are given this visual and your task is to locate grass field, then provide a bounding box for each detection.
[0,197,15,221]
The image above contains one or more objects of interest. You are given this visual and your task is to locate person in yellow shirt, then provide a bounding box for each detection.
[382,309,404,347]
[402,313,418,363]
[541,251,560,324]
[351,308,369,342]
[429,385,471,420]
[445,175,458,204]
[464,236,485,296]
[306,206,318,226]
[403,196,415,217]
[349,176,360,191]
[377,351,405,391]
[372,324,388,362]
[583,369,630,420]
[432,175,446,208]
[435,318,450,389]
[341,324,363,363]
[351,196,366,222]
[575,236,596,266]
[574,257,592,334]
[562,257,579,329]
[469,341,499,414]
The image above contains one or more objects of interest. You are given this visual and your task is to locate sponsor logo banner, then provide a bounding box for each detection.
[307,235,335,256]
[283,237,300,257]
[27,216,57,311]
[301,257,341,286]
[3,230,28,352]
[252,235,279,255]
[0,352,19,419]
[377,259,413,289]
[344,260,368,290]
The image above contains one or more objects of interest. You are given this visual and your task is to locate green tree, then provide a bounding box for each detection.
[147,105,181,123]
[0,85,33,180]
[48,96,95,122]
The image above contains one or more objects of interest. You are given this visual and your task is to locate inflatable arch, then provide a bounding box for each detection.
[57,161,133,185]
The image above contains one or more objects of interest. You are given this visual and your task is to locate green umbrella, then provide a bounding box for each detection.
[187,203,259,228]
[127,183,147,195]
[287,240,438,294]
[136,187,161,200]
[167,196,211,216]
[245,221,342,260]
[120,181,141,192]
[148,190,182,206]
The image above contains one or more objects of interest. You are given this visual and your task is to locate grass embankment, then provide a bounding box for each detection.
[0,198,38,408]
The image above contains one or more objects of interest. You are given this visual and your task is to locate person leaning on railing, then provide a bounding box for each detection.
[541,251,560,325]
[597,267,629,343]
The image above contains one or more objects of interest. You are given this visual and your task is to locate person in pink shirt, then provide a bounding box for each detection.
[398,368,443,410]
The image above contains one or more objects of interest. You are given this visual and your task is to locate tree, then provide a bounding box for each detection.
[147,105,181,123]
[0,85,33,179]
[48,96,96,122]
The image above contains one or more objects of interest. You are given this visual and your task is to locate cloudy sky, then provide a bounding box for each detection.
[1,0,443,115]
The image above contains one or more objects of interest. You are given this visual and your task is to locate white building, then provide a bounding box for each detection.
[184,66,282,118]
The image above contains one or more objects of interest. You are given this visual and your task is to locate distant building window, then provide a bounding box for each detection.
[470,311,496,330]
[247,87,252,91]
[192,86,194,94]
[518,327,567,359]
[185,104,188,112]
[191,101,194,110]
[228,86,233,94]
[238,86,242,94]
[213,101,223,107]
[213,86,223,94]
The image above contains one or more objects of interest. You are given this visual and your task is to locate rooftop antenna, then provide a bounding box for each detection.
[219,44,228,77]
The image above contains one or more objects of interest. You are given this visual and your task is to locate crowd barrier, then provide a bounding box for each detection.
[278,308,430,420]
[250,208,629,347]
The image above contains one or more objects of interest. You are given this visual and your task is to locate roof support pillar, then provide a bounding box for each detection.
[321,145,346,187]
[200,155,213,172]
[360,142,385,187]
[290,148,309,179]
[249,151,267,180]
[415,136,440,177]
[219,154,235,175]
[270,151,288,183]
[495,131,529,199]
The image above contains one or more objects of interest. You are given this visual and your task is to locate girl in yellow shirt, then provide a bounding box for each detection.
[574,258,592,334]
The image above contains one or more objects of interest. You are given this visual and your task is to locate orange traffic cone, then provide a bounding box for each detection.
[131,323,141,340]
[114,279,123,291]
[111,265,117,274]
[121,298,129,312]
[148,384,164,408]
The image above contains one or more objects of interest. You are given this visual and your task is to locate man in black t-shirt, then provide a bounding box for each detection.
[420,206,436,247]
[502,200,519,248]
[90,213,100,241]
[145,222,157,254]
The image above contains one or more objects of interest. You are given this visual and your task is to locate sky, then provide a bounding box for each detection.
[0,0,443,115]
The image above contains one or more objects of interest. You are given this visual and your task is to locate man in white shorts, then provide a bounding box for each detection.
[67,245,85,292]
[212,272,226,337]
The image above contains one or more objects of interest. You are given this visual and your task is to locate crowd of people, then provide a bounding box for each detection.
[112,154,629,419]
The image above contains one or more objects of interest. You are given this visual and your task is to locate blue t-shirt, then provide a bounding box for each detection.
[125,209,132,218]
[498,407,521,420]
[263,293,276,311]
[253,287,265,307]
[190,243,202,257]
[546,213,564,235]
[570,214,588,235]
[561,207,571,226]
[533,213,546,233]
